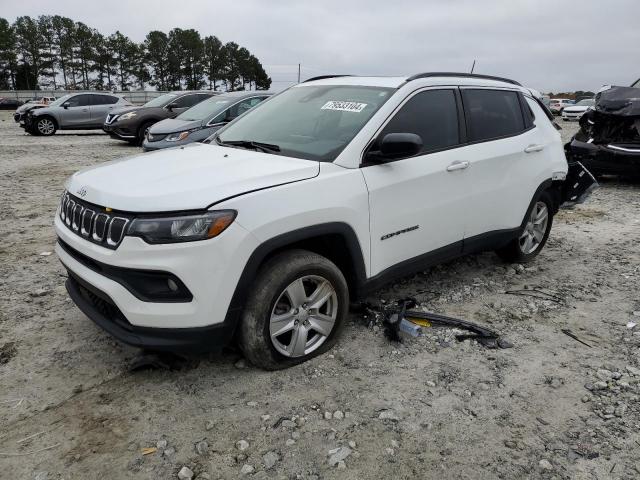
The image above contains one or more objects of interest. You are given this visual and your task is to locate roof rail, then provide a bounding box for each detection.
[303,75,352,83]
[406,72,521,86]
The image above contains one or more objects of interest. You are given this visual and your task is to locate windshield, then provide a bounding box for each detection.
[143,93,178,108]
[49,94,73,107]
[218,85,393,161]
[576,99,595,106]
[177,97,234,122]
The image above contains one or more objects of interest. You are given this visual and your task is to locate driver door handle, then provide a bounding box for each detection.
[524,144,544,153]
[446,161,470,172]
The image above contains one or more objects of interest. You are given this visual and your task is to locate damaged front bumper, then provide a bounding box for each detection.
[566,139,640,177]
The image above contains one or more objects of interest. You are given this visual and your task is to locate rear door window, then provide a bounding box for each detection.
[461,89,526,142]
[90,95,119,106]
[376,89,460,155]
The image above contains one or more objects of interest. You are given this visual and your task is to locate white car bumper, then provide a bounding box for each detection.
[54,213,258,350]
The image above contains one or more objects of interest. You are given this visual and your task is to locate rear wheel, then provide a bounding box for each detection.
[35,116,57,136]
[237,250,348,370]
[496,191,553,263]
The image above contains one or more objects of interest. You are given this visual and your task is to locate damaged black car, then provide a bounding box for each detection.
[565,79,640,178]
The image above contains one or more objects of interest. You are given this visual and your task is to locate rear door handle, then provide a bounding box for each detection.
[524,144,544,153]
[446,161,470,172]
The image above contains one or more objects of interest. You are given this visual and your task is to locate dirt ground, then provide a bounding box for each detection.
[1,111,639,480]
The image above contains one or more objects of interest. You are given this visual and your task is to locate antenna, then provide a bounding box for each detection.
[470,60,476,74]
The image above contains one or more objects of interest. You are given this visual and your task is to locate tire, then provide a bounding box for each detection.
[136,121,155,146]
[237,249,349,370]
[35,116,57,136]
[496,190,554,263]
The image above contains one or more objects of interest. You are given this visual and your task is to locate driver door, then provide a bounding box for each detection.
[61,94,93,127]
[361,88,470,276]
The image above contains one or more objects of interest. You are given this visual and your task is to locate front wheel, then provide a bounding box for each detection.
[136,121,155,146]
[237,249,348,370]
[35,117,57,136]
[496,191,554,263]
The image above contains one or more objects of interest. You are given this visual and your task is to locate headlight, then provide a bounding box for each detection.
[166,130,191,142]
[127,210,236,244]
[119,112,137,121]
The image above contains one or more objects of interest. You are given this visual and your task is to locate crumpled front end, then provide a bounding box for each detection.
[565,85,640,177]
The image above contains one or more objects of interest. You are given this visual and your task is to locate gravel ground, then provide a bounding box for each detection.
[1,112,639,480]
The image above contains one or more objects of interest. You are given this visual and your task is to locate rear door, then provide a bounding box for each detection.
[61,94,93,127]
[460,88,547,240]
[90,95,119,125]
[362,88,470,276]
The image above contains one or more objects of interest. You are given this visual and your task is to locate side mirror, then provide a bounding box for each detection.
[166,102,179,111]
[62,102,70,109]
[368,133,423,162]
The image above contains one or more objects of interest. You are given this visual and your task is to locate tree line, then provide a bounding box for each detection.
[0,15,271,92]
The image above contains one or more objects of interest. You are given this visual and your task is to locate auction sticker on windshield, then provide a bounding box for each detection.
[321,101,368,113]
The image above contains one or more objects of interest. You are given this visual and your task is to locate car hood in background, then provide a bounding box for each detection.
[109,105,144,116]
[16,103,46,114]
[563,105,591,113]
[65,144,320,212]
[149,118,203,134]
[594,86,640,117]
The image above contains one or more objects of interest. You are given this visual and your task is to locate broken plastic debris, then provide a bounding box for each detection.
[627,322,637,329]
[399,318,422,337]
[39,251,52,256]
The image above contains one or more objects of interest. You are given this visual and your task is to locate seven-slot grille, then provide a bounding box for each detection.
[59,192,130,249]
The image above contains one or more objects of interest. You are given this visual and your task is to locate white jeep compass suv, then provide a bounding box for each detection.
[55,73,577,369]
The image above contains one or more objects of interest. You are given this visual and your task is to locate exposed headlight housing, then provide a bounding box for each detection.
[118,111,137,121]
[127,210,236,244]
[166,130,192,142]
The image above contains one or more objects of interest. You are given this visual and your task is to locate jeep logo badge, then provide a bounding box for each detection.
[77,187,87,197]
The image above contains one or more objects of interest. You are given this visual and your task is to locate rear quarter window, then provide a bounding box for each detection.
[461,89,526,142]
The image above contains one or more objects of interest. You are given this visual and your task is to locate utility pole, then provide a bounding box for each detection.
[297,63,301,83]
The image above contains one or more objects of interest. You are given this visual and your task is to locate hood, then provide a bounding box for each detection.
[594,86,640,117]
[110,105,143,116]
[16,103,45,113]
[564,105,591,113]
[66,143,320,212]
[149,117,203,134]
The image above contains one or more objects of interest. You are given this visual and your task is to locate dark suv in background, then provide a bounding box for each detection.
[103,91,217,145]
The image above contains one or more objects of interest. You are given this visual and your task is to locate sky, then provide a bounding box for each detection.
[2,0,639,93]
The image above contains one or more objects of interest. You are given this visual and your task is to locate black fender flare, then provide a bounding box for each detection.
[222,222,367,330]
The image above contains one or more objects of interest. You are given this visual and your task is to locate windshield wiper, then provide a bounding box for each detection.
[217,138,281,153]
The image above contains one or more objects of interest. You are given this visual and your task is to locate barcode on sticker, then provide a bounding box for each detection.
[321,101,367,113]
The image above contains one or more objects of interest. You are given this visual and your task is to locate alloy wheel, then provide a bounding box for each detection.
[269,275,338,358]
[519,201,549,254]
[37,118,55,135]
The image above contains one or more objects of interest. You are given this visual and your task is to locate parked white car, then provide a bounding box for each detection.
[56,73,577,369]
[549,98,575,115]
[561,98,595,121]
